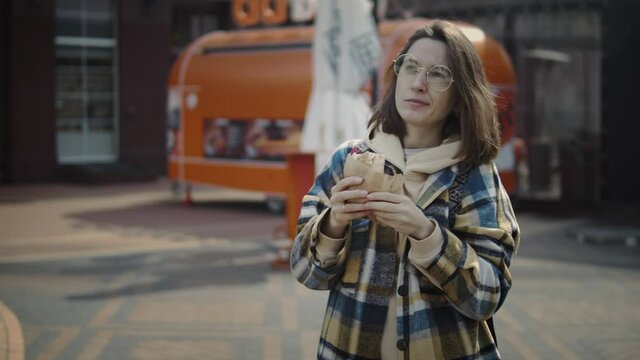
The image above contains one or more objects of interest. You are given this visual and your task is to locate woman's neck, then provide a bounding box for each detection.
[403,124,443,149]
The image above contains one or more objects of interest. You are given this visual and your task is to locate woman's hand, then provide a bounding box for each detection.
[364,192,434,239]
[321,177,369,238]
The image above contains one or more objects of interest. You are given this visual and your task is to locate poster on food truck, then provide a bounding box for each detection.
[203,118,302,161]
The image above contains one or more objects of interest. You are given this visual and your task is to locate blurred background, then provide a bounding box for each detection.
[1,0,639,359]
[1,0,640,205]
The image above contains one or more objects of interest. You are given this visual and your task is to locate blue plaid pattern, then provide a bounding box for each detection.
[290,140,520,359]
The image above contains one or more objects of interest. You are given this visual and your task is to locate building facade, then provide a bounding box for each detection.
[1,0,230,183]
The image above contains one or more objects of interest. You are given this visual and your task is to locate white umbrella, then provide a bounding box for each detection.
[301,0,381,172]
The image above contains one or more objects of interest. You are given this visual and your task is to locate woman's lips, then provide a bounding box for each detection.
[406,98,429,107]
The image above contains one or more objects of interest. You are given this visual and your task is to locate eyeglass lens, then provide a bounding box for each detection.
[394,54,453,92]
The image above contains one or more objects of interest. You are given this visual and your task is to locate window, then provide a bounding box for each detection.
[55,0,118,163]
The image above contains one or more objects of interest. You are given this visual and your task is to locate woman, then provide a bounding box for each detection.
[290,20,519,360]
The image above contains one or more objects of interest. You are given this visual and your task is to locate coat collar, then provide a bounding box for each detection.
[414,167,457,208]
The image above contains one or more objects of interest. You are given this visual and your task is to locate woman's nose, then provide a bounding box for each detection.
[410,70,428,92]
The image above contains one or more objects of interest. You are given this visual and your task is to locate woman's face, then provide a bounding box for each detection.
[394,38,457,133]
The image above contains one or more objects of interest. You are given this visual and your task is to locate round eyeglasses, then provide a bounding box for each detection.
[393,54,454,92]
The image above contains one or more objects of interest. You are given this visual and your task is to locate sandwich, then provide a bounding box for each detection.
[343,151,403,199]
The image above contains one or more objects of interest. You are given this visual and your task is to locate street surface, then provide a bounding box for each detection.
[0,179,638,359]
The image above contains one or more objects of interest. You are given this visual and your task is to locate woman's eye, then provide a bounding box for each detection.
[430,71,446,79]
[403,63,419,74]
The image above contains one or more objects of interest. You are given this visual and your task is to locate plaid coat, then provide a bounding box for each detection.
[290,139,520,360]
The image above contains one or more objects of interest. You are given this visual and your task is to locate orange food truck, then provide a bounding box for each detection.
[166,14,517,251]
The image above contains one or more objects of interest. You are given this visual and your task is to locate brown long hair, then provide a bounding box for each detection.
[368,20,500,167]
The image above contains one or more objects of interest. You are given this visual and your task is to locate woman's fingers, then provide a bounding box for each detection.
[331,176,363,194]
[366,192,402,203]
[343,202,368,213]
[335,189,368,204]
[343,210,369,220]
[332,201,368,218]
[330,177,367,209]
[363,201,396,212]
[364,192,403,213]
[329,202,368,228]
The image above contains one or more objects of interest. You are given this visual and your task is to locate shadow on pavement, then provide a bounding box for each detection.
[67,199,283,241]
[60,247,277,300]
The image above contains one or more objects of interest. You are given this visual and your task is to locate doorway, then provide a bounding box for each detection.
[54,0,118,164]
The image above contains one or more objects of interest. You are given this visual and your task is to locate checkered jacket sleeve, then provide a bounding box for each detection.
[289,141,358,290]
[424,163,520,321]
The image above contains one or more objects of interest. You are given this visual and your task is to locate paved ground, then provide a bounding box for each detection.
[0,179,639,360]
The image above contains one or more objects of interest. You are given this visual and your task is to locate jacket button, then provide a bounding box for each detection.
[397,339,408,351]
[397,285,408,296]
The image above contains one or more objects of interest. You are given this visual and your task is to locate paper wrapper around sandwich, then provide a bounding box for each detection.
[343,152,404,204]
